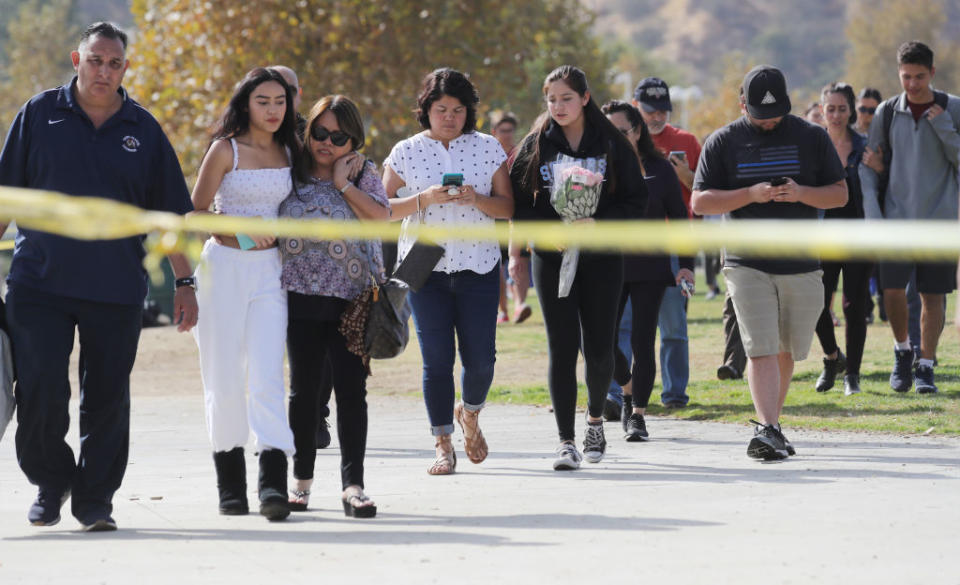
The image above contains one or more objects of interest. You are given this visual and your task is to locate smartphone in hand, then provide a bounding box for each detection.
[668,151,687,165]
[442,173,464,187]
[769,176,788,186]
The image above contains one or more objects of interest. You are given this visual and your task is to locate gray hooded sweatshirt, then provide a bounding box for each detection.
[859,91,960,220]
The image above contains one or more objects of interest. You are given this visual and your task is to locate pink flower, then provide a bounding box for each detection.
[560,166,603,187]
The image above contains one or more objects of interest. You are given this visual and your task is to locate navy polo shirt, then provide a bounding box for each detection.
[0,78,192,305]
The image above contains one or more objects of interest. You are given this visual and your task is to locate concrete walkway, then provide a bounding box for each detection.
[1,395,958,584]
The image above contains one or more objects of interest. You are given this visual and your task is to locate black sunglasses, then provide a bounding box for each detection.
[310,125,351,147]
[858,106,876,114]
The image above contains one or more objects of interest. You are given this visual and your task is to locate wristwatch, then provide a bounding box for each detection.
[175,276,196,290]
[339,182,352,194]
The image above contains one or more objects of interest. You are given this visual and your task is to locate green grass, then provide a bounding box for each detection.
[477,273,960,436]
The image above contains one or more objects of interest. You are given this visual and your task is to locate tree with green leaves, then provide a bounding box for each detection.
[126,0,613,177]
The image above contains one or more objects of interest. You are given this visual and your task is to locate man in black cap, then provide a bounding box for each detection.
[691,65,848,460]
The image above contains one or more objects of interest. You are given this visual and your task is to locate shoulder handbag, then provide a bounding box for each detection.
[339,276,412,365]
[391,186,444,291]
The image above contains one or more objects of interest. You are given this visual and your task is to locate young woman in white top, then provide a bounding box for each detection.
[383,68,514,475]
[189,67,299,521]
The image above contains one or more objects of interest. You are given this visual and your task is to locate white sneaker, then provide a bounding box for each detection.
[552,442,582,470]
[582,421,607,463]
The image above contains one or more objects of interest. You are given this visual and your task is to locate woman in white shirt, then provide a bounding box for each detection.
[383,68,514,475]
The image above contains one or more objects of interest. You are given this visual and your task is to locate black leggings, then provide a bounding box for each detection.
[612,283,667,409]
[814,260,872,376]
[287,318,368,489]
[532,251,623,442]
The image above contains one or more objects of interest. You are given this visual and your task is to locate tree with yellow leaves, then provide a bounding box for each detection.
[127,0,613,178]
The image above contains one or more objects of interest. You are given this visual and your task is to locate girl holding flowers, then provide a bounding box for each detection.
[509,65,647,470]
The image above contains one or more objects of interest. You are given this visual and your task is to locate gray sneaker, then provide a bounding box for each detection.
[582,421,607,463]
[552,442,582,471]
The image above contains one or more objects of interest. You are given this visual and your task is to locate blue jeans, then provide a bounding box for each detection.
[657,258,689,405]
[607,300,632,406]
[408,267,499,436]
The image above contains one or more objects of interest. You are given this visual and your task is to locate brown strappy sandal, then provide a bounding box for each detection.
[427,434,457,475]
[455,402,488,464]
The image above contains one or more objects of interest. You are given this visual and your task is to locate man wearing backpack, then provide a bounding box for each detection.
[860,41,960,394]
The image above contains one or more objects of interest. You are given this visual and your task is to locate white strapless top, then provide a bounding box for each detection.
[213,138,292,219]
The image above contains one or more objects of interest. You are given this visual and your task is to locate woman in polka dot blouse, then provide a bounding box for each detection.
[383,68,515,475]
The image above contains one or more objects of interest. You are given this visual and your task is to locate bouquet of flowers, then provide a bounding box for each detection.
[549,155,605,297]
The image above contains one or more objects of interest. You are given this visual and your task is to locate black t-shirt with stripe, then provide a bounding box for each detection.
[694,114,845,274]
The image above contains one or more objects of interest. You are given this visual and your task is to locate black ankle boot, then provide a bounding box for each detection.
[258,449,290,521]
[815,350,846,392]
[213,447,248,515]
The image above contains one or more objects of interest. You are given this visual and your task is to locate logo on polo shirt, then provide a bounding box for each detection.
[121,136,140,153]
[761,91,777,105]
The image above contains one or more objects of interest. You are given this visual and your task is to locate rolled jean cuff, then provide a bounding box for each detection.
[431,423,455,437]
[462,399,485,413]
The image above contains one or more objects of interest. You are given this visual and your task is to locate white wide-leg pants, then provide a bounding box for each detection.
[192,240,294,455]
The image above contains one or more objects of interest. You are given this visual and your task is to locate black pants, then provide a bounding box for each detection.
[5,284,141,522]
[722,292,746,374]
[815,260,872,376]
[533,251,622,442]
[287,318,368,489]
[315,355,333,421]
[613,283,667,409]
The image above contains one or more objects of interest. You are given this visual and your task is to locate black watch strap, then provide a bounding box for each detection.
[175,276,196,289]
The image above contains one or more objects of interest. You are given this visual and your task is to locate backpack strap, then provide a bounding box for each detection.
[933,90,949,110]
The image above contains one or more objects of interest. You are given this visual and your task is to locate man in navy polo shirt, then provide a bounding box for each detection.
[0,22,197,531]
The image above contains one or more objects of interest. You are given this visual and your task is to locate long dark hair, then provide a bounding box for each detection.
[820,82,858,128]
[293,95,366,185]
[601,100,663,163]
[517,65,635,200]
[211,67,299,154]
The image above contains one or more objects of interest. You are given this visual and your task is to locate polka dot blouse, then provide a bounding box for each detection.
[384,131,506,274]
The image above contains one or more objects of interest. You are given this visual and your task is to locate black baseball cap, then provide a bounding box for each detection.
[633,77,672,112]
[741,65,791,119]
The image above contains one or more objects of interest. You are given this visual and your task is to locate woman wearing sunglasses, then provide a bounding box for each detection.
[383,68,514,475]
[855,87,882,136]
[278,95,389,517]
[189,67,299,521]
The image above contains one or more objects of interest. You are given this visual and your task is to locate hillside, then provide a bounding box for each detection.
[587,0,960,94]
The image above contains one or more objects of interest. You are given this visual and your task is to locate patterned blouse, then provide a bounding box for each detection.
[384,131,507,274]
[278,160,388,300]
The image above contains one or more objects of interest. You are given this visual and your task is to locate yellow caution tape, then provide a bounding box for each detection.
[1,185,959,262]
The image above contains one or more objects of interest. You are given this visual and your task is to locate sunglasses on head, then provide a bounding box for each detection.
[310,125,351,147]
[858,106,876,114]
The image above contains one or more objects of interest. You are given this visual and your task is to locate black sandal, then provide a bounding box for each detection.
[342,487,377,518]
